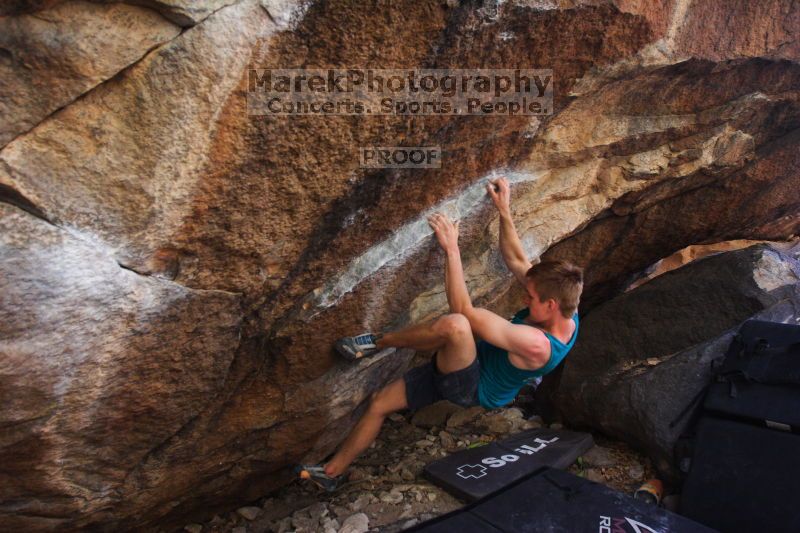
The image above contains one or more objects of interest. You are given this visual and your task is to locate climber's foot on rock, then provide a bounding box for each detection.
[294,464,343,492]
[335,333,380,361]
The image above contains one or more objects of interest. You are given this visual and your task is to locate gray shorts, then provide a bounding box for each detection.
[402,352,481,410]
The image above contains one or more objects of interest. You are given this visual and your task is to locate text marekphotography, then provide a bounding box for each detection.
[247,69,553,116]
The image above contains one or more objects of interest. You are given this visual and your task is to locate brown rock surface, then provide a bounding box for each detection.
[0,203,243,530]
[0,0,240,25]
[0,0,798,529]
[0,1,180,147]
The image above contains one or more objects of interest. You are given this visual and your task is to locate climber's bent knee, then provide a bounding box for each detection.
[433,313,472,340]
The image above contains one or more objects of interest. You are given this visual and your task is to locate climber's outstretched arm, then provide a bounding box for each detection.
[487,177,532,287]
[428,212,472,314]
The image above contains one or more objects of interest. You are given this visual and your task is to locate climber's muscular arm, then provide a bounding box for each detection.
[428,213,472,314]
[463,307,550,366]
[487,177,532,286]
[427,213,548,367]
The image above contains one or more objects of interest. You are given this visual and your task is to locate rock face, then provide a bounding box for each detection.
[0,1,181,147]
[0,0,799,530]
[0,1,239,25]
[0,203,243,530]
[547,244,800,480]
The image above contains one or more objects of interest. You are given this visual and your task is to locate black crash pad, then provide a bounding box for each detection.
[409,467,717,532]
[680,416,800,532]
[406,511,502,533]
[423,427,593,501]
[704,319,800,429]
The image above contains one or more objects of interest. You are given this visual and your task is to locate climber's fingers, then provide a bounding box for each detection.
[428,212,454,228]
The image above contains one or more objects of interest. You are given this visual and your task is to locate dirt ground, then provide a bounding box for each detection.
[180,400,662,533]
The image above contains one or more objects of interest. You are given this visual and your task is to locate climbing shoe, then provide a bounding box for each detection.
[294,464,342,492]
[335,333,379,361]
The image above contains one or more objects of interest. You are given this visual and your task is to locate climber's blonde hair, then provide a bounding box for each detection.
[525,260,584,318]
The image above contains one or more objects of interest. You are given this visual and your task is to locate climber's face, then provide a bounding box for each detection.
[524,280,557,323]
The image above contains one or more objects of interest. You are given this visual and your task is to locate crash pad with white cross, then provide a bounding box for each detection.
[422,427,594,501]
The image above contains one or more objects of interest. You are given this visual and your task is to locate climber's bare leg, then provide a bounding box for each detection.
[324,377,407,477]
[325,313,477,477]
[376,313,476,370]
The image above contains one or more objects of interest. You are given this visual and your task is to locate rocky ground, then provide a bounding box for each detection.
[180,398,660,533]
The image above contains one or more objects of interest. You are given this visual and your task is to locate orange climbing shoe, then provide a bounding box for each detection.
[294,464,342,492]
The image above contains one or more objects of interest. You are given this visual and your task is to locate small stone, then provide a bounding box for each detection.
[521,419,543,430]
[388,413,405,422]
[402,519,420,528]
[446,406,485,428]
[415,439,434,448]
[438,430,456,448]
[425,435,436,442]
[305,502,329,521]
[349,494,371,512]
[338,512,369,533]
[480,413,513,434]
[427,492,437,502]
[646,357,660,366]
[586,468,605,483]
[322,517,340,532]
[628,464,645,480]
[415,492,423,502]
[582,446,616,467]
[401,468,415,481]
[411,400,463,428]
[502,407,525,420]
[276,517,293,533]
[398,506,415,520]
[291,514,317,531]
[379,490,403,504]
[348,466,369,482]
[236,506,261,521]
[183,524,202,533]
[550,422,564,430]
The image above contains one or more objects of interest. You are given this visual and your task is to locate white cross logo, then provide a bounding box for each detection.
[456,464,488,479]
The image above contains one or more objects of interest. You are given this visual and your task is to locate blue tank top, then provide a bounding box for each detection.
[476,308,579,409]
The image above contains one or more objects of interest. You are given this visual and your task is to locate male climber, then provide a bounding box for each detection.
[296,176,583,491]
